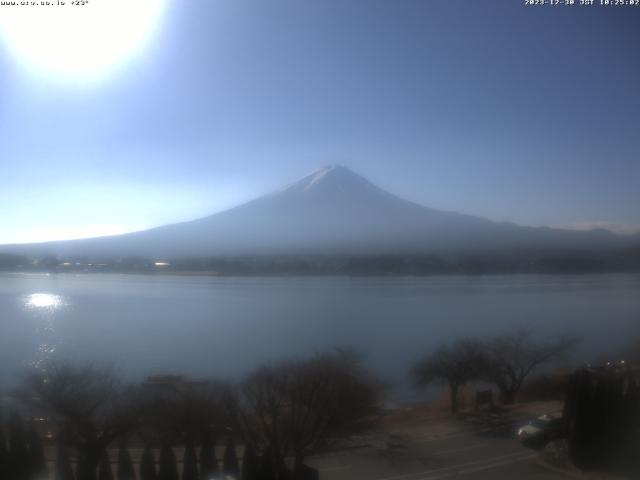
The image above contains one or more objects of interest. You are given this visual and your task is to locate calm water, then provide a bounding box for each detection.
[1,273,639,398]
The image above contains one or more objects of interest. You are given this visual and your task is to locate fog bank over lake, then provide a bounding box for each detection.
[1,273,639,398]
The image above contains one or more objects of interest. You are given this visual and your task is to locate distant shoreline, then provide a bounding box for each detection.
[2,268,640,278]
[2,248,640,277]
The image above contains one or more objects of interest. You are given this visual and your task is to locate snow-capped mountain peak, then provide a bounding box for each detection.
[277,165,387,199]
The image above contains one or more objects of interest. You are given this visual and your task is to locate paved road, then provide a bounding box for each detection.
[309,415,566,480]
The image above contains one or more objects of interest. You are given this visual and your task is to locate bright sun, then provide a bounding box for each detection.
[0,0,167,80]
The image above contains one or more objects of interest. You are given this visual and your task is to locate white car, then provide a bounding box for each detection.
[517,412,564,446]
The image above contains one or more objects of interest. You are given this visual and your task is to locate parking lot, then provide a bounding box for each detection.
[309,404,568,480]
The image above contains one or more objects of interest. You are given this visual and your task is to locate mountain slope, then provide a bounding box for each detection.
[0,166,632,259]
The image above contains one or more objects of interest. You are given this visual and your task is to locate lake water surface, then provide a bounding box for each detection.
[1,273,639,399]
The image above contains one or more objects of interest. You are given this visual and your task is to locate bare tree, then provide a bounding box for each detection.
[412,339,487,413]
[27,421,48,480]
[199,429,218,480]
[228,350,381,478]
[139,445,157,480]
[286,349,380,471]
[138,377,227,445]
[484,328,578,404]
[117,441,135,480]
[0,421,8,480]
[157,442,179,480]
[17,363,140,480]
[98,447,113,480]
[181,436,198,480]
[241,445,260,480]
[222,438,239,478]
[54,442,74,480]
[8,411,29,480]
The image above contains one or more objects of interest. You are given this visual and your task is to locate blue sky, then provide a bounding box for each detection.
[0,0,639,244]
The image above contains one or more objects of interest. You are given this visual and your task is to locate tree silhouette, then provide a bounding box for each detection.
[18,364,141,480]
[564,366,640,472]
[241,445,260,480]
[258,449,276,480]
[222,438,239,478]
[136,376,226,479]
[198,430,217,480]
[8,412,30,480]
[229,350,380,477]
[138,377,226,448]
[27,422,48,480]
[97,448,113,480]
[54,443,75,480]
[484,328,578,404]
[182,436,199,480]
[139,445,157,480]
[157,442,178,480]
[117,441,135,480]
[412,339,486,413]
[76,456,95,480]
[0,420,9,480]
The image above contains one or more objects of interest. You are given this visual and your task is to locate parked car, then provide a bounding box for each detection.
[517,412,565,447]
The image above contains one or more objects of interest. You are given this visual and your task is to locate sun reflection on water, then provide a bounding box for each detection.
[21,293,67,371]
[24,293,64,310]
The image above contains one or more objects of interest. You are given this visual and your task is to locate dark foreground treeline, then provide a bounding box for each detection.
[0,350,380,480]
[2,246,640,275]
[0,327,582,480]
[2,332,640,479]
[564,364,640,474]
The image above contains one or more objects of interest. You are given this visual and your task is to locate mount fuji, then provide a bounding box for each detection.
[0,166,633,259]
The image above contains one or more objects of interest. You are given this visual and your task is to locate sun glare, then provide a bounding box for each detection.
[24,293,64,310]
[0,0,167,80]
